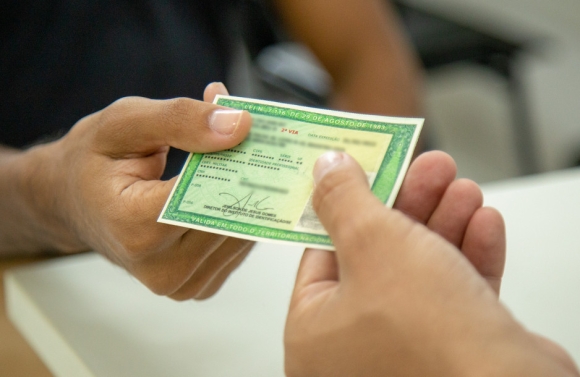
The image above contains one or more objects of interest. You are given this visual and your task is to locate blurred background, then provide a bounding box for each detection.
[2,2,579,375]
[228,0,580,184]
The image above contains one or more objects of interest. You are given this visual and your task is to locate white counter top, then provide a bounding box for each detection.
[6,167,580,376]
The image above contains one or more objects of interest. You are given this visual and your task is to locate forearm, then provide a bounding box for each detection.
[273,0,423,116]
[328,41,422,117]
[0,143,87,256]
[324,2,423,117]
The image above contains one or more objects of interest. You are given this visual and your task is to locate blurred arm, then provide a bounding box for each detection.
[272,0,423,117]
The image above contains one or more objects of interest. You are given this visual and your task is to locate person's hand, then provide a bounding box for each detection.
[15,83,254,300]
[284,151,579,376]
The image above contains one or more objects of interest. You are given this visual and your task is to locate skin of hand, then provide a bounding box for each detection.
[273,0,423,117]
[284,151,580,377]
[0,83,254,300]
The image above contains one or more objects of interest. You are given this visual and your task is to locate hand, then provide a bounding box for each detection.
[16,83,254,300]
[284,151,579,376]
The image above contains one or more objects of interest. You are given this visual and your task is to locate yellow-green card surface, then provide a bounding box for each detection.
[158,96,423,250]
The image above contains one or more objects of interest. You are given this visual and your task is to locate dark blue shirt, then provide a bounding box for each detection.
[1,0,240,176]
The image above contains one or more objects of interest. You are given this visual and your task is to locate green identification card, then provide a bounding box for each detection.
[158,96,423,250]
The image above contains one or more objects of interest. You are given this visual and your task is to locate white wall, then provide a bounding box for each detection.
[406,0,580,172]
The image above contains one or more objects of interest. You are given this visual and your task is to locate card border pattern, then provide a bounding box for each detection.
[160,97,419,248]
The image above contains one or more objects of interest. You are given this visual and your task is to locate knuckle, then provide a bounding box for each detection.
[120,240,150,261]
[171,292,199,302]
[95,96,146,144]
[145,277,181,297]
[109,96,144,111]
[100,96,144,125]
[169,278,210,301]
[145,279,175,297]
[130,259,185,297]
[162,97,198,124]
[116,231,159,262]
[191,288,216,301]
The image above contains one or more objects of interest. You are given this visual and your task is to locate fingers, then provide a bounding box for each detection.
[394,151,457,224]
[394,152,504,293]
[92,93,251,157]
[117,177,180,222]
[460,207,506,294]
[203,82,229,103]
[68,82,254,300]
[426,179,483,248]
[168,238,254,300]
[192,244,253,300]
[291,248,339,308]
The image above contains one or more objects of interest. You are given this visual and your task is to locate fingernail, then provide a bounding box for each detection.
[314,152,344,184]
[209,109,243,135]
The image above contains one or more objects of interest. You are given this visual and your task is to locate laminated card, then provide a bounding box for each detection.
[159,96,423,250]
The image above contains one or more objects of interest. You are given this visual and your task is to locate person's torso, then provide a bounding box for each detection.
[0,0,237,149]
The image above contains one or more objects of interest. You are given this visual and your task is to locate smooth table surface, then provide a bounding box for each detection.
[5,167,580,376]
[6,245,302,377]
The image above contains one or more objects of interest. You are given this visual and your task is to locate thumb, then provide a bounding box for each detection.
[90,96,252,157]
[312,152,413,261]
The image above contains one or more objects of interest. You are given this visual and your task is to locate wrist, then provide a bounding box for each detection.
[450,319,577,377]
[0,142,88,254]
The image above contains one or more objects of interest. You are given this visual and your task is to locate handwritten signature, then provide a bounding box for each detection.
[219,192,274,217]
